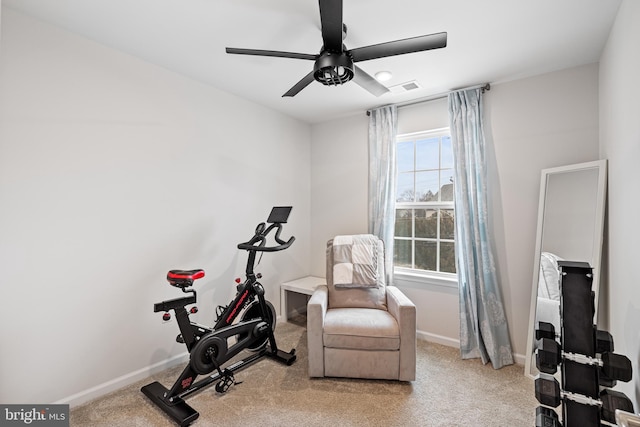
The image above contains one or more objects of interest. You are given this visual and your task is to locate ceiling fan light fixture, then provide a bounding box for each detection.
[313,52,354,86]
[375,71,393,82]
[226,0,447,97]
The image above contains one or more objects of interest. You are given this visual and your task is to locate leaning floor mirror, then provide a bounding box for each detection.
[524,159,607,378]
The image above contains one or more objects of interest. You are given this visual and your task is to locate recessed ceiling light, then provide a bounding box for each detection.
[375,71,393,82]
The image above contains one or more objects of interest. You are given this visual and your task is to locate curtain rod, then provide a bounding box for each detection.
[366,83,490,116]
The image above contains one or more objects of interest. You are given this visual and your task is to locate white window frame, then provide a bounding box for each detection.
[393,128,458,288]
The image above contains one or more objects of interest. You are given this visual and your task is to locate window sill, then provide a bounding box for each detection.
[393,269,458,290]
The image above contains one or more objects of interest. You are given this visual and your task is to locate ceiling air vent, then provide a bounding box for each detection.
[389,80,422,94]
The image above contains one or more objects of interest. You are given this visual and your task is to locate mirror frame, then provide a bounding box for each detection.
[524,159,607,378]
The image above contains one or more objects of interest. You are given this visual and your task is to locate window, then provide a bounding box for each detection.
[394,128,456,276]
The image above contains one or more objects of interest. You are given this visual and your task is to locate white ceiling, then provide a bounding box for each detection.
[3,0,622,124]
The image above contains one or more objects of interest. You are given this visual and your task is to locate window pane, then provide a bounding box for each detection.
[440,209,455,239]
[396,172,414,202]
[395,209,413,238]
[394,130,456,276]
[415,170,439,202]
[441,135,453,169]
[415,241,436,271]
[440,241,456,273]
[394,239,412,268]
[416,138,439,170]
[440,169,454,202]
[397,141,414,172]
[415,209,437,239]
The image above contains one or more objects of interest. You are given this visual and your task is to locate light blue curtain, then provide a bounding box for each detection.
[448,88,514,369]
[368,105,398,283]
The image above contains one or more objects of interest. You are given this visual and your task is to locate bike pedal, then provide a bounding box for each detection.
[214,371,238,394]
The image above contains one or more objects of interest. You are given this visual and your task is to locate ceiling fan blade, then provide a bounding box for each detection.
[282,71,316,97]
[353,65,389,97]
[226,47,316,61]
[319,0,344,52]
[350,32,447,62]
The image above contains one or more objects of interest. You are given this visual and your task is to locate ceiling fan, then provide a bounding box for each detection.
[225,0,447,97]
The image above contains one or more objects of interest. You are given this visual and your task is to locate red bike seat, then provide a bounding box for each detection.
[167,269,205,288]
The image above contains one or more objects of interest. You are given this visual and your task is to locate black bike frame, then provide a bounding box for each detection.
[142,208,296,427]
[153,252,274,401]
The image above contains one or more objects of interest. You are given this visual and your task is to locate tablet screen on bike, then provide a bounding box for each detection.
[267,206,292,224]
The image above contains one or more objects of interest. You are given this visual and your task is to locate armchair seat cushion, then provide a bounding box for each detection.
[323,308,400,351]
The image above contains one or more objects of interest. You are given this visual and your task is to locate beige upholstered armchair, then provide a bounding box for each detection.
[307,235,416,381]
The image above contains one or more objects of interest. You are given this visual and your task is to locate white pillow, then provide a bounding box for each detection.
[538,252,562,301]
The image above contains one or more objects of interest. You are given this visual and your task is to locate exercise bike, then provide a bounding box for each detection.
[141,206,297,426]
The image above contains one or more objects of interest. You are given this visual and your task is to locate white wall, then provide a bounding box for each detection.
[0,9,311,405]
[310,113,370,272]
[599,0,640,408]
[310,63,600,359]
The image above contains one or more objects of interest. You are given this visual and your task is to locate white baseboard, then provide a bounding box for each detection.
[512,352,526,366]
[417,330,460,348]
[56,352,189,408]
[417,330,527,367]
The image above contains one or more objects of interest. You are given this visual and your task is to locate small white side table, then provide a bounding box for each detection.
[280,276,325,322]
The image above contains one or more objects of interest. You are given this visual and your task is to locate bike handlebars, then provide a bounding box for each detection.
[236,207,295,277]
[237,222,295,252]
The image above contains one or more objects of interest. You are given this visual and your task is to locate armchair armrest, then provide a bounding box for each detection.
[307,285,328,377]
[386,286,416,381]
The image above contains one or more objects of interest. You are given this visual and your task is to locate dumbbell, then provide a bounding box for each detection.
[535,373,596,408]
[535,374,634,424]
[595,330,614,353]
[536,322,622,386]
[536,406,562,427]
[593,331,620,387]
[536,321,558,340]
[600,389,635,423]
[535,337,632,382]
[536,322,615,354]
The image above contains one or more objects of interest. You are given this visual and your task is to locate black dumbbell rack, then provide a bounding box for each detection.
[534,261,634,427]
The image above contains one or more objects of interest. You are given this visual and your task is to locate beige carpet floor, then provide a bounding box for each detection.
[70,317,538,426]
